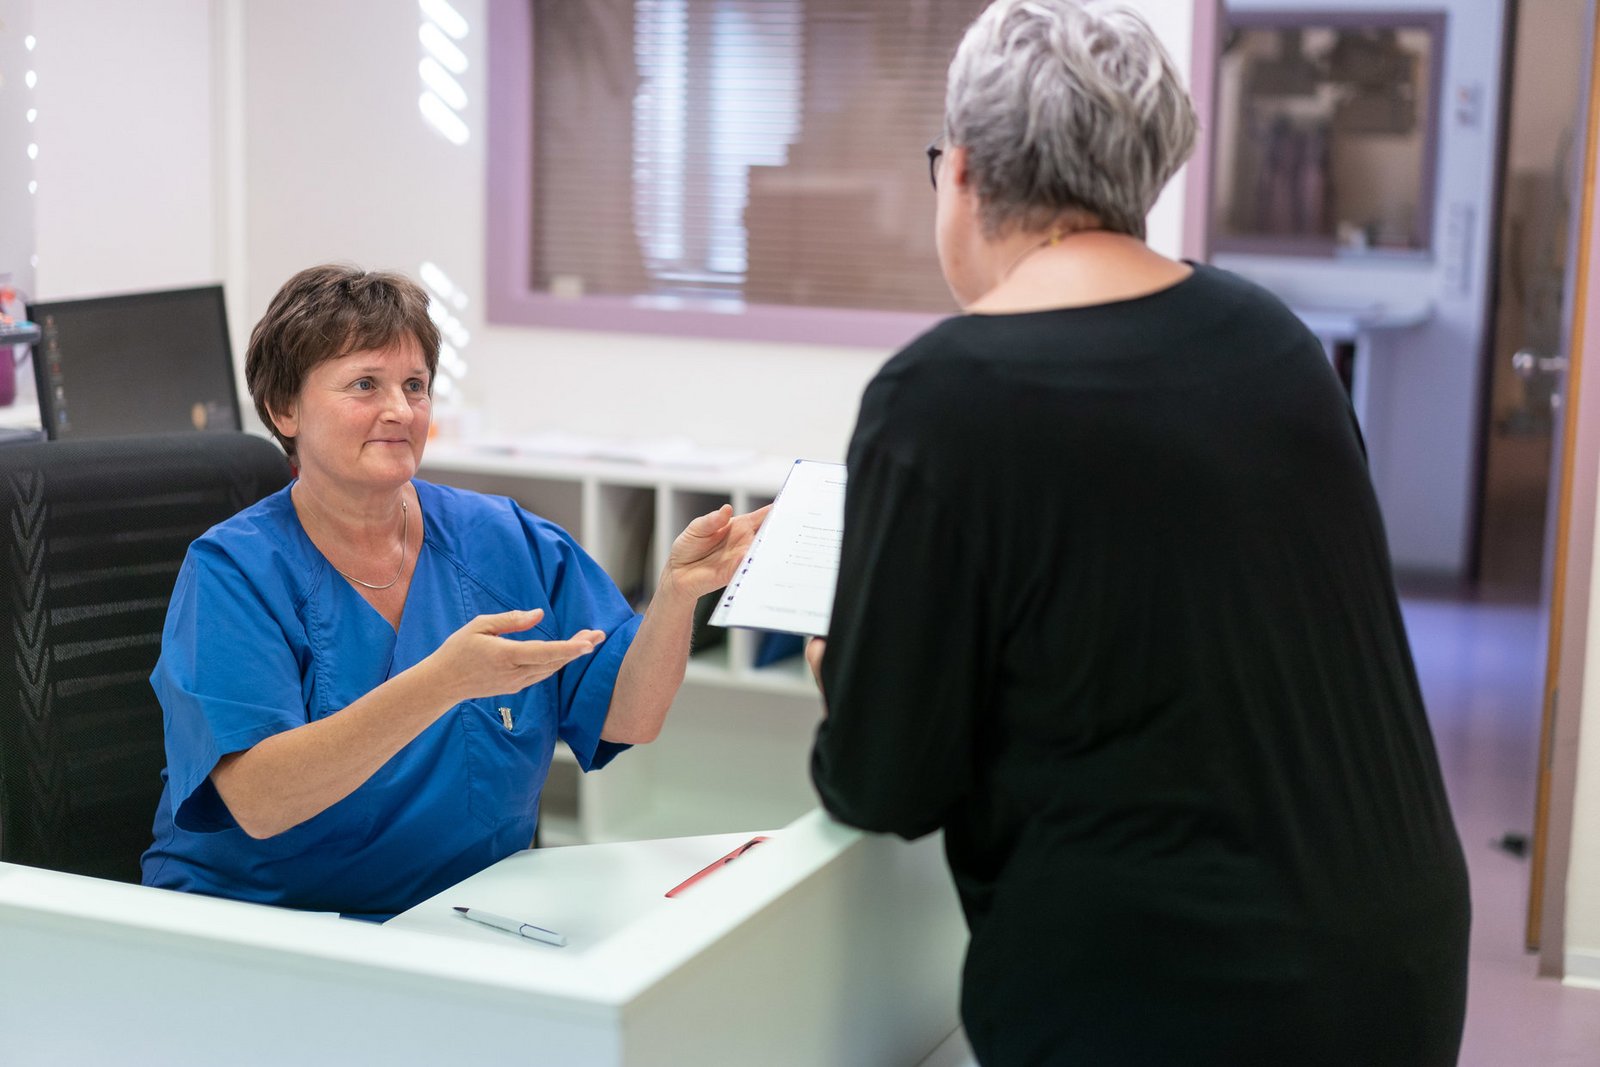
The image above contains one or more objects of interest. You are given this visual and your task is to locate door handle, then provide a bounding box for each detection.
[1513,350,1568,377]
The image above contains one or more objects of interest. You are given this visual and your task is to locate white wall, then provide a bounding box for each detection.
[239,0,1198,463]
[1129,0,1196,262]
[1217,0,1507,577]
[0,1,38,303]
[26,0,218,300]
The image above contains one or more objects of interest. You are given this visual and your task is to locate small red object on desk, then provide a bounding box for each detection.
[665,836,770,898]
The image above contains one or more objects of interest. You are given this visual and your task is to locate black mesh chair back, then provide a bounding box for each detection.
[0,433,292,882]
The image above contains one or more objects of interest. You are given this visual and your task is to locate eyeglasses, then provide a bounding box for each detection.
[926,140,944,190]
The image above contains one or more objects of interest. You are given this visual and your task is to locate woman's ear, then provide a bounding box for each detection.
[269,401,299,442]
[947,144,972,192]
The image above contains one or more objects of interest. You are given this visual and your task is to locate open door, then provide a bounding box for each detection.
[1526,0,1600,970]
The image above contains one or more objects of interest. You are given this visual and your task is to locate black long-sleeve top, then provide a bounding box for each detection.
[811,264,1470,1066]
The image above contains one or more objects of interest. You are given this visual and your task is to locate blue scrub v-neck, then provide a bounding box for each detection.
[289,490,413,692]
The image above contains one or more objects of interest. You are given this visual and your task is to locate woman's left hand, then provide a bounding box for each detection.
[662,503,770,600]
[805,637,826,690]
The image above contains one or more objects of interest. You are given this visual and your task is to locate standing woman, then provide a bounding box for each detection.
[143,265,765,919]
[808,2,1470,1064]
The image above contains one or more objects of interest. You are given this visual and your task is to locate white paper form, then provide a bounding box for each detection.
[709,460,847,637]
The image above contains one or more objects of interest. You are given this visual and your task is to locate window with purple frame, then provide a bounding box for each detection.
[486,0,989,346]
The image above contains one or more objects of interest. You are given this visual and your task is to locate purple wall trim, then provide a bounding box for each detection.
[1183,0,1221,262]
[483,0,944,350]
[497,291,945,348]
[485,0,533,322]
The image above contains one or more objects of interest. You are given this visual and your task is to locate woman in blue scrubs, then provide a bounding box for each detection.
[141,264,765,919]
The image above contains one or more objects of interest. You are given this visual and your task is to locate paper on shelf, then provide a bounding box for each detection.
[510,431,609,459]
[473,432,755,470]
[588,436,756,470]
[710,459,846,637]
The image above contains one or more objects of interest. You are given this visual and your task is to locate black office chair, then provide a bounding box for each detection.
[0,433,291,883]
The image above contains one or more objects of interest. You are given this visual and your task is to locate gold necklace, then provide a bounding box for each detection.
[314,497,409,591]
[999,227,1102,282]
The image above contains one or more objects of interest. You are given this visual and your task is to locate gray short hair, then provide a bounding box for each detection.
[945,0,1197,240]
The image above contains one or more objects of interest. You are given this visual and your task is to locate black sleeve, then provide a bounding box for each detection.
[810,436,989,839]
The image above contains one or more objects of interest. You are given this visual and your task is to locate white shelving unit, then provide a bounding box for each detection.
[419,442,824,847]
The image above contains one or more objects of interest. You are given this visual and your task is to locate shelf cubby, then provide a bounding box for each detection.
[592,483,657,610]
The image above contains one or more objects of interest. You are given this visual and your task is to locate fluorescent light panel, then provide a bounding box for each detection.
[419,0,468,41]
[418,92,468,145]
[419,23,467,75]
[418,57,467,112]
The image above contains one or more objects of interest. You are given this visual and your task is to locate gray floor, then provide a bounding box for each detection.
[1404,595,1600,1066]
[921,593,1600,1066]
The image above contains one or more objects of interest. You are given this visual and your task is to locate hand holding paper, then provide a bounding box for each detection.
[663,503,771,600]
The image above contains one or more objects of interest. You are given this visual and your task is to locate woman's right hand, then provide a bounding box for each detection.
[425,609,605,705]
[213,609,603,840]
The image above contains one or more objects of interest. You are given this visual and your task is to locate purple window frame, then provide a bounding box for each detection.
[485,0,1219,346]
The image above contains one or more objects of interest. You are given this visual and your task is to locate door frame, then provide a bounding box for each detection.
[1529,0,1600,974]
[1183,0,1222,261]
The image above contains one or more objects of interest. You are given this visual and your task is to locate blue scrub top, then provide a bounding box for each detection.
[140,479,640,919]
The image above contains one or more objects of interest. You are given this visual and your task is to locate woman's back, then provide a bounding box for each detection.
[812,264,1470,1065]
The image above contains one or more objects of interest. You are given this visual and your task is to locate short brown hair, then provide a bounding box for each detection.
[245,265,441,458]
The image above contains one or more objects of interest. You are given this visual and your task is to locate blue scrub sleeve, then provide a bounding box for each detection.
[521,512,642,771]
[153,542,309,832]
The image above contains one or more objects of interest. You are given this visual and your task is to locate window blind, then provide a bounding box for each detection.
[530,0,986,315]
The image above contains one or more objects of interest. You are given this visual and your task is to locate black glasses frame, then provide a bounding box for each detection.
[926,140,944,190]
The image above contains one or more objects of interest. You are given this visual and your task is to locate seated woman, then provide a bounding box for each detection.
[808,1,1470,1064]
[141,264,764,919]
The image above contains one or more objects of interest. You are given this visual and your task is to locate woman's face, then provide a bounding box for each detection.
[933,145,989,308]
[271,339,432,495]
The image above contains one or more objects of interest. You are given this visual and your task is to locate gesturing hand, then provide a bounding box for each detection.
[428,609,605,704]
[663,503,771,601]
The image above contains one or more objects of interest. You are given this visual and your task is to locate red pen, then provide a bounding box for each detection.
[665,836,770,898]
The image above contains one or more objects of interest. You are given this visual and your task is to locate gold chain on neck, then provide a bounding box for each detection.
[302,493,410,591]
[999,227,1104,282]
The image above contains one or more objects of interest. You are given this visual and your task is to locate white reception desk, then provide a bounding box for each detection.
[0,810,966,1066]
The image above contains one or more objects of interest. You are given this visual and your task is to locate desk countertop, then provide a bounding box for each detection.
[0,812,963,1065]
[385,830,757,952]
